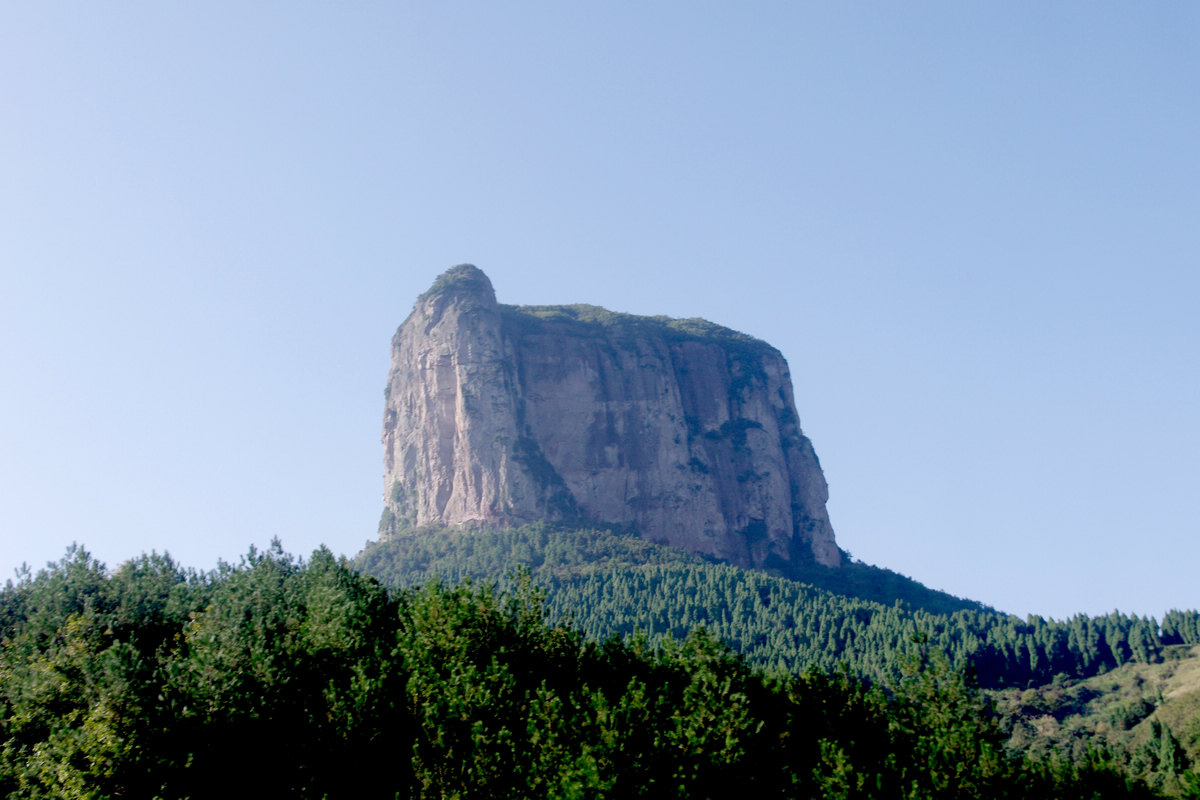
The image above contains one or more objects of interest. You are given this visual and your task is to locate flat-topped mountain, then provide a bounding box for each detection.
[381,265,841,570]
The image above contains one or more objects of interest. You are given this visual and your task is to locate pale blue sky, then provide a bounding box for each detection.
[2,4,1196,620]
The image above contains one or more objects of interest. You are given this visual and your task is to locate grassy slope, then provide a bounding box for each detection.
[995,644,1200,795]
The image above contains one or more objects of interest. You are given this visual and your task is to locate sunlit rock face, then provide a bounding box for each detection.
[381,264,841,569]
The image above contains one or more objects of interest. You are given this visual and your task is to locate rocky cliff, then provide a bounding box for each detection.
[381,265,841,569]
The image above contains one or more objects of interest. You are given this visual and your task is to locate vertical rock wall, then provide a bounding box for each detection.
[382,265,841,569]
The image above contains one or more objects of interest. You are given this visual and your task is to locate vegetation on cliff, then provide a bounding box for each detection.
[0,543,1181,798]
[499,302,777,371]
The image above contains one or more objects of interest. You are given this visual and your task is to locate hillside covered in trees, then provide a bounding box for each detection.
[1,543,1191,798]
[357,524,1200,690]
[357,524,1200,795]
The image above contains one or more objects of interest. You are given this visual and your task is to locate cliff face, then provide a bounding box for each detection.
[382,265,841,569]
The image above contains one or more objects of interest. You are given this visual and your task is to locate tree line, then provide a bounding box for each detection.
[1,542,1183,798]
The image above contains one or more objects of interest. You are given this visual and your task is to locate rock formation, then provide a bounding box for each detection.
[381,264,842,569]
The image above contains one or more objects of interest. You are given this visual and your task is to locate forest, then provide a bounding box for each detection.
[357,525,1200,689]
[1,539,1196,798]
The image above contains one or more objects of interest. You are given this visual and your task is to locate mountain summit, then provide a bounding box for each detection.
[381,264,841,569]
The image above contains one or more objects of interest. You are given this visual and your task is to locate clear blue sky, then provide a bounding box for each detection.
[2,4,1196,620]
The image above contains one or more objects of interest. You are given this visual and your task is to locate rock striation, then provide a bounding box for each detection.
[381,265,842,569]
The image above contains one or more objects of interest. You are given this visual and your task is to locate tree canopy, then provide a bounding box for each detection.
[0,541,1185,798]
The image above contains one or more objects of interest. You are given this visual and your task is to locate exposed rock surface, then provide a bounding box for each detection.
[381,265,841,569]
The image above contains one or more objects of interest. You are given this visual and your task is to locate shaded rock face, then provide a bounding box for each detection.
[382,265,841,569]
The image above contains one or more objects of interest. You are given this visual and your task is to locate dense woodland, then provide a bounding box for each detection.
[3,543,1193,798]
[356,524,1200,796]
[357,525,1200,689]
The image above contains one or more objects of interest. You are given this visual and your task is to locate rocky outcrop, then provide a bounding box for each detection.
[381,265,841,569]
